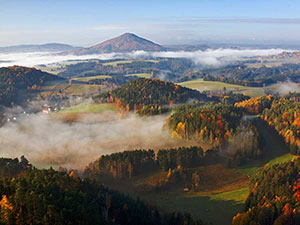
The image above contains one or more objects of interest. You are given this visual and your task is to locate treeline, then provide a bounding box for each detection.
[0,156,31,178]
[217,92,250,105]
[261,99,300,155]
[284,92,300,102]
[88,76,138,87]
[85,146,211,179]
[0,66,63,106]
[93,78,209,111]
[232,158,300,225]
[0,158,205,225]
[157,146,205,171]
[136,104,170,116]
[85,150,156,178]
[234,95,274,114]
[168,103,245,145]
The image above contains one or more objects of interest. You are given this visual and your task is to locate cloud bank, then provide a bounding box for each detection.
[0,48,288,68]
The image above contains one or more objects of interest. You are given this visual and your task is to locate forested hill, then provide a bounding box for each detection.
[232,158,300,225]
[0,66,64,105]
[0,157,205,225]
[94,78,209,110]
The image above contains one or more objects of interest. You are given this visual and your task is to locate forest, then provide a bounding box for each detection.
[58,58,193,79]
[234,95,274,114]
[168,103,245,145]
[85,147,207,179]
[232,159,300,225]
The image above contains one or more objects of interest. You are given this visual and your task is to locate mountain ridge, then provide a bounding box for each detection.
[0,43,79,53]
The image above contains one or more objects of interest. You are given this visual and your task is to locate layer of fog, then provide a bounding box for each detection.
[0,48,288,68]
[274,79,300,96]
[0,112,195,169]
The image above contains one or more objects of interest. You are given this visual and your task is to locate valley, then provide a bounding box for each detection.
[1,32,300,225]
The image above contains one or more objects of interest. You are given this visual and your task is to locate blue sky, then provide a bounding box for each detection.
[0,0,300,46]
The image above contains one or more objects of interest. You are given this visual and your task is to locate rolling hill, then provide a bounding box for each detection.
[67,33,165,55]
[0,43,79,53]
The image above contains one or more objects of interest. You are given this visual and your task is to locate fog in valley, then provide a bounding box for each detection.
[0,111,196,169]
[0,48,288,67]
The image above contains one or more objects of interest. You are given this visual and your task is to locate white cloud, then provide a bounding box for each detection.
[89,25,130,31]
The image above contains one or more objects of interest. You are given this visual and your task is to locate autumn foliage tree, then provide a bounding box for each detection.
[233,159,300,225]
[169,103,245,146]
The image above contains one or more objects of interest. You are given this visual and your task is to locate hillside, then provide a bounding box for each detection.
[67,33,165,55]
[0,43,78,53]
[0,66,64,105]
[178,64,300,87]
[94,78,209,110]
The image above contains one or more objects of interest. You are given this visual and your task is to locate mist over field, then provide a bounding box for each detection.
[0,111,194,169]
[0,48,288,67]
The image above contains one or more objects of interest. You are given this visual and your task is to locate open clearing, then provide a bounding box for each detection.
[58,102,117,114]
[125,73,151,78]
[73,75,112,82]
[178,79,266,97]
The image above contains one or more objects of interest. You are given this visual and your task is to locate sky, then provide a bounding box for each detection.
[0,0,300,46]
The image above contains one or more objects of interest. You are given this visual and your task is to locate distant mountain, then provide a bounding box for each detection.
[67,33,165,55]
[0,43,80,53]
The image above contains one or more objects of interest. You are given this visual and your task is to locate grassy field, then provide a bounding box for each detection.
[125,73,151,78]
[41,83,105,96]
[102,59,158,67]
[142,189,247,225]
[58,102,117,114]
[178,79,266,97]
